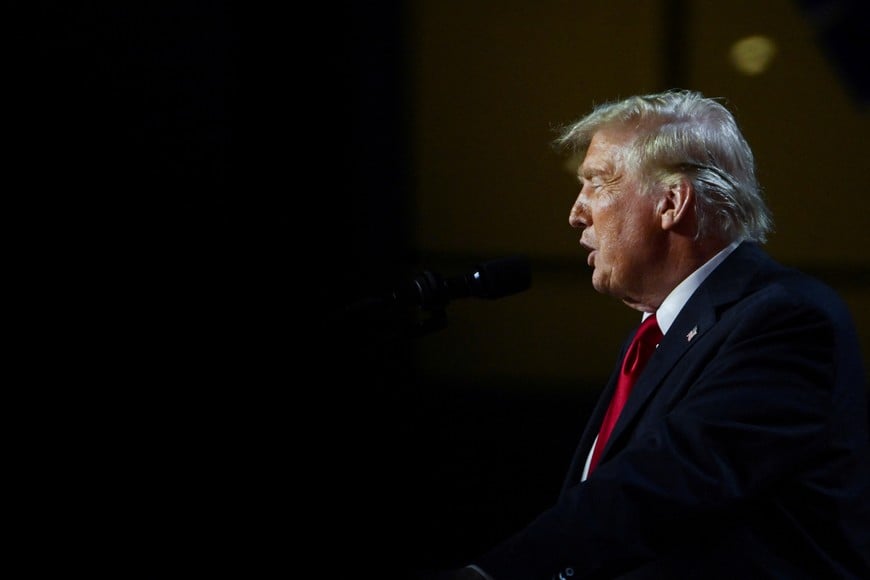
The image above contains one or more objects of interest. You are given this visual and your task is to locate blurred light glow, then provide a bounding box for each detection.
[730,35,777,76]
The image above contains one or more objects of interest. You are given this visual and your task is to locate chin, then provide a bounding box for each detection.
[590,273,609,296]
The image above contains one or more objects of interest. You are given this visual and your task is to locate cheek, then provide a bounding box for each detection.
[597,213,645,277]
[596,212,630,261]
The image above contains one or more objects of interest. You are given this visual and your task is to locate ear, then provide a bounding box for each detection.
[659,177,693,231]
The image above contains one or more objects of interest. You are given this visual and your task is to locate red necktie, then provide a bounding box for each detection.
[588,314,662,474]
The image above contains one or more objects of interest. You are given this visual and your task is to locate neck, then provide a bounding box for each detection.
[624,235,731,313]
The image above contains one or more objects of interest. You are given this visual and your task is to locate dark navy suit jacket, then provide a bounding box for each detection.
[475,243,870,579]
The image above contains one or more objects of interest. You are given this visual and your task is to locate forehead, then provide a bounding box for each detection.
[578,127,635,177]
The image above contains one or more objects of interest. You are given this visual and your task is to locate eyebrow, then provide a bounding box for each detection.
[578,164,611,181]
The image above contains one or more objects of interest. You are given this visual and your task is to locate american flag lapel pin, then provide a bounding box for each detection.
[686,326,698,342]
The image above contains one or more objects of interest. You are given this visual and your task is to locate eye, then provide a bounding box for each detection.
[585,179,603,192]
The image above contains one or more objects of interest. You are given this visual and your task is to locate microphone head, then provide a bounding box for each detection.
[465,255,532,299]
[400,254,532,310]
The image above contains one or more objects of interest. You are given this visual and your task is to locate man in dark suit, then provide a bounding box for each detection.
[427,90,870,579]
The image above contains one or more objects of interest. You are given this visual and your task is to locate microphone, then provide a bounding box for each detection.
[331,255,531,337]
[392,254,532,310]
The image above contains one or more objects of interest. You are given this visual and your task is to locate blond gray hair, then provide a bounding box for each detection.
[555,89,773,243]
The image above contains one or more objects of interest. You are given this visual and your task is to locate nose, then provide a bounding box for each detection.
[569,191,589,229]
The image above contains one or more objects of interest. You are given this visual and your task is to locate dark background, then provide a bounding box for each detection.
[16,1,866,577]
